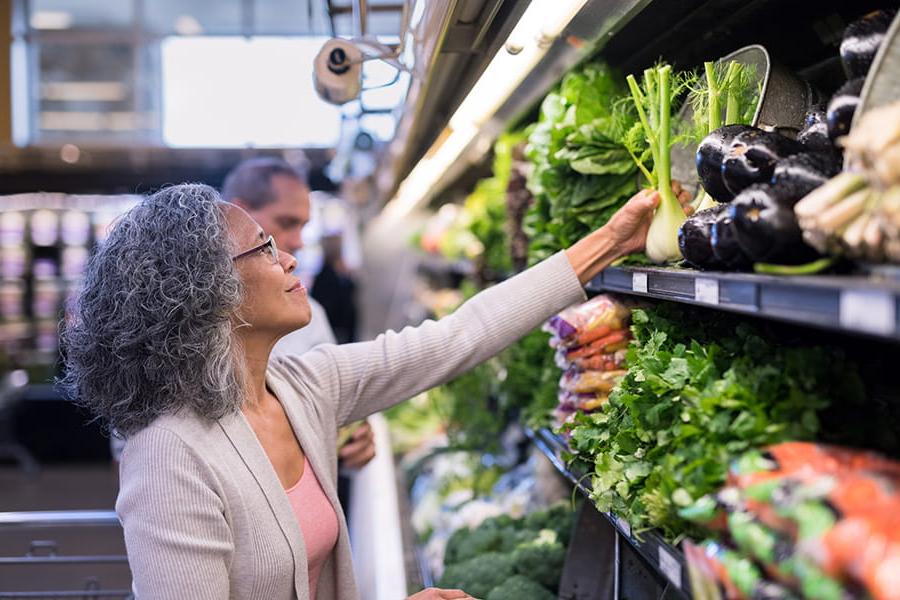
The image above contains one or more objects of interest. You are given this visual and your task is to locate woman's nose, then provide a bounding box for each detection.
[281,251,297,273]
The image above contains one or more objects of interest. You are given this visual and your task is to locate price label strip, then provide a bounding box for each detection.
[694,277,719,305]
[657,546,682,589]
[632,272,648,294]
[839,289,896,336]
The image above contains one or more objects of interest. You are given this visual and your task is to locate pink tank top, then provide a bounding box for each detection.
[284,456,340,599]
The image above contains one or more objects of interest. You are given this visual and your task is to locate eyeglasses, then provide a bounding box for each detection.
[232,235,279,264]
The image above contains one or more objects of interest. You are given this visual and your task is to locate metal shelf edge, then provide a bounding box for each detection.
[588,266,900,342]
[524,427,692,598]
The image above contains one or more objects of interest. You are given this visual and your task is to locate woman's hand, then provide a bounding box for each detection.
[407,588,478,600]
[338,420,376,469]
[565,183,693,284]
[602,182,693,257]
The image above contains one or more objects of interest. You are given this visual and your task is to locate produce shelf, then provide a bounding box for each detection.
[524,427,691,599]
[588,265,900,342]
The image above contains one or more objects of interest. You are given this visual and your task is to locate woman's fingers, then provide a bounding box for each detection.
[437,589,471,599]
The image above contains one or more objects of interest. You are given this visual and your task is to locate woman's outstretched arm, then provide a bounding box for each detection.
[275,188,687,426]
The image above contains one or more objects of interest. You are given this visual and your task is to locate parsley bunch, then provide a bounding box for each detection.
[566,306,863,540]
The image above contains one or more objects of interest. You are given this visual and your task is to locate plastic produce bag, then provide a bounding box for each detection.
[545,295,632,347]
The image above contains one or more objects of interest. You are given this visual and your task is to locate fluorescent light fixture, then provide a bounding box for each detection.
[383,0,588,219]
[30,10,72,30]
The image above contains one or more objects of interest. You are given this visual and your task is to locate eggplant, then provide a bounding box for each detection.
[678,204,728,270]
[729,184,820,264]
[826,77,864,141]
[721,129,803,198]
[710,210,753,270]
[841,9,897,79]
[770,153,841,203]
[797,105,835,154]
[696,125,754,202]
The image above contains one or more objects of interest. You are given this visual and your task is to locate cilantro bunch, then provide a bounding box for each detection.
[566,306,863,540]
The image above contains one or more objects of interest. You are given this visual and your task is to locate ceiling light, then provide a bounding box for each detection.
[383,0,589,220]
[30,11,72,30]
[174,15,203,36]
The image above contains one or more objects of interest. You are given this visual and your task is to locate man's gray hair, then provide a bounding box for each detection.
[59,184,245,436]
[221,156,308,210]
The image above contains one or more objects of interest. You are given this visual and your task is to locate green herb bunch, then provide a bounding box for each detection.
[565,305,864,540]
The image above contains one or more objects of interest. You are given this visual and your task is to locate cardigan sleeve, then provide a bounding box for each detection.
[274,251,586,427]
[117,426,233,600]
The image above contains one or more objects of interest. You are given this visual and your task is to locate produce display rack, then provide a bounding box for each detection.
[524,427,691,599]
[588,266,900,341]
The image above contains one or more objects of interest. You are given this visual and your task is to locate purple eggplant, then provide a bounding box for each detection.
[678,204,728,270]
[826,77,864,141]
[721,129,803,198]
[770,153,840,202]
[841,9,897,79]
[797,106,835,155]
[696,124,754,202]
[710,210,753,270]
[729,184,820,264]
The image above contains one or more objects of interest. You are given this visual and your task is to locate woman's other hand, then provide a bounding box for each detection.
[338,420,376,470]
[407,587,478,600]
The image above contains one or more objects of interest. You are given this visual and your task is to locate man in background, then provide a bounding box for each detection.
[221,157,375,471]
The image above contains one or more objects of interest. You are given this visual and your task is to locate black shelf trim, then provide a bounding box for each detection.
[589,266,900,341]
[524,427,691,598]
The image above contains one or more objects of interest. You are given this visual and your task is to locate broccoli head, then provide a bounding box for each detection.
[499,528,539,553]
[511,530,566,591]
[444,526,506,565]
[523,503,575,546]
[485,575,556,600]
[438,552,515,599]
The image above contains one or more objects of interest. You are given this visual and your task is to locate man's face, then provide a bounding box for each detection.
[244,174,311,256]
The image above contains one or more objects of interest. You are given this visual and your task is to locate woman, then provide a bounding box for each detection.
[61,183,688,600]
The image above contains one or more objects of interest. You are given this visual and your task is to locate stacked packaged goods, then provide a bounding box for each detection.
[543,295,631,419]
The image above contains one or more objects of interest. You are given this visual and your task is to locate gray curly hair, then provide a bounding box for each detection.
[59,184,245,436]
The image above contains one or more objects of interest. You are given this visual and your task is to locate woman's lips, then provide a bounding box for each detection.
[287,282,306,294]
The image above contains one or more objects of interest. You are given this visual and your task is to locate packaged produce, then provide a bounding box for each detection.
[545,295,632,423]
[684,540,798,600]
[545,295,631,347]
[683,443,900,600]
[559,367,627,395]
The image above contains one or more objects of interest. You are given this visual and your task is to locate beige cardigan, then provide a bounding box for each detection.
[116,252,586,600]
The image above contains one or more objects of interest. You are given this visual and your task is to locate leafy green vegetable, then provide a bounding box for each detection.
[442,504,575,595]
[625,64,693,262]
[497,329,558,429]
[524,63,641,265]
[440,132,526,275]
[431,360,504,453]
[439,552,516,598]
[511,530,566,589]
[565,305,864,540]
[486,575,556,600]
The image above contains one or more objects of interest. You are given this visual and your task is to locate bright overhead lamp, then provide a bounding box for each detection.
[30,11,72,30]
[383,0,589,220]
